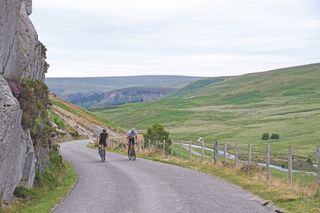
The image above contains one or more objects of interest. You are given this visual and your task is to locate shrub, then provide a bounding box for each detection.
[306,158,313,165]
[49,110,65,129]
[8,79,21,97]
[18,79,53,150]
[270,133,280,140]
[69,128,79,138]
[240,164,261,176]
[144,123,171,151]
[261,133,270,140]
[13,187,34,198]
[50,145,64,170]
[34,145,64,188]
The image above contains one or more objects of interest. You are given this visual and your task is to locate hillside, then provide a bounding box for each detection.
[46,75,204,98]
[92,63,320,159]
[49,94,122,133]
[69,87,176,109]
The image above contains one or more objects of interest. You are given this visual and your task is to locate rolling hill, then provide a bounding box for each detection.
[69,87,176,109]
[92,63,320,159]
[46,75,204,98]
[46,75,205,108]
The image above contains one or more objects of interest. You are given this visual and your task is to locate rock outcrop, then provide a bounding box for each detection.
[0,0,46,201]
[0,76,29,200]
[0,0,46,81]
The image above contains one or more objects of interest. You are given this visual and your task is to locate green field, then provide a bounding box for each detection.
[92,63,320,161]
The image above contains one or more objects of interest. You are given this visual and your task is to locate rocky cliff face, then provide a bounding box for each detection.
[0,0,46,81]
[0,0,46,201]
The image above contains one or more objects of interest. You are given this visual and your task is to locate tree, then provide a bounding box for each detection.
[261,133,270,140]
[270,133,280,140]
[144,123,171,151]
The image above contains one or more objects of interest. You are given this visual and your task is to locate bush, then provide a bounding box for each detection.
[144,123,171,151]
[270,133,280,140]
[49,110,65,129]
[240,164,261,176]
[34,145,64,188]
[18,79,53,150]
[69,128,79,138]
[13,187,34,199]
[261,133,270,140]
[306,158,313,165]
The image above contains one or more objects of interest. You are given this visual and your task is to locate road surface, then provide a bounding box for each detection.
[52,140,274,213]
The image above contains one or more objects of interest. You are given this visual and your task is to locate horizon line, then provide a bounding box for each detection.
[45,62,320,79]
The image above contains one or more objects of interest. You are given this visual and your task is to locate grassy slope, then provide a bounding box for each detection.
[50,94,122,131]
[92,63,320,160]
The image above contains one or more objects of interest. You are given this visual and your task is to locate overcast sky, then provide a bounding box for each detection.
[32,0,320,77]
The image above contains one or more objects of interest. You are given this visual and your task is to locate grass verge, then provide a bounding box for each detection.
[0,150,77,213]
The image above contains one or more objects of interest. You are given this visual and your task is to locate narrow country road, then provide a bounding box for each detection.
[52,140,274,213]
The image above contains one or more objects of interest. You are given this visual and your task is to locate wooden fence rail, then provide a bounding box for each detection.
[107,136,320,187]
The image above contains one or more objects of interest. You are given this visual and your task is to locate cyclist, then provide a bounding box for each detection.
[127,128,138,159]
[98,129,108,162]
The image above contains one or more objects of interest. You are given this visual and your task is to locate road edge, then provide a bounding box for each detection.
[50,160,79,213]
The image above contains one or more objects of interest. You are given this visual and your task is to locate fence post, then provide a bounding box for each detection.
[180,142,182,160]
[148,139,151,150]
[288,145,293,185]
[235,144,239,167]
[171,142,173,156]
[142,140,145,150]
[156,140,158,150]
[224,142,227,166]
[317,145,320,189]
[266,144,270,180]
[213,143,215,162]
[248,144,252,166]
[189,140,192,160]
[163,140,166,157]
[214,142,219,164]
[201,140,204,161]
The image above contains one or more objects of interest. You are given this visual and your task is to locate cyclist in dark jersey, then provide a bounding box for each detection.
[98,129,108,162]
[99,129,108,147]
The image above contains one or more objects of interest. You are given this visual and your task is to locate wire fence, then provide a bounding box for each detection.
[105,136,320,190]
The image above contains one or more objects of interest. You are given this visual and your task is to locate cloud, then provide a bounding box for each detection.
[31,0,320,77]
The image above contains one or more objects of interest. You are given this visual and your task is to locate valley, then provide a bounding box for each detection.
[91,63,320,160]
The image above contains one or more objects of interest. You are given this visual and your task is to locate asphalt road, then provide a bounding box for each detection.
[52,140,274,213]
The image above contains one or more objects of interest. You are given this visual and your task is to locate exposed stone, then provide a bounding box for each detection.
[35,147,50,174]
[19,130,35,188]
[0,0,47,201]
[0,76,26,201]
[0,0,46,82]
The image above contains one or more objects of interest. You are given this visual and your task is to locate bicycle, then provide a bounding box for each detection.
[128,143,136,161]
[99,145,106,162]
